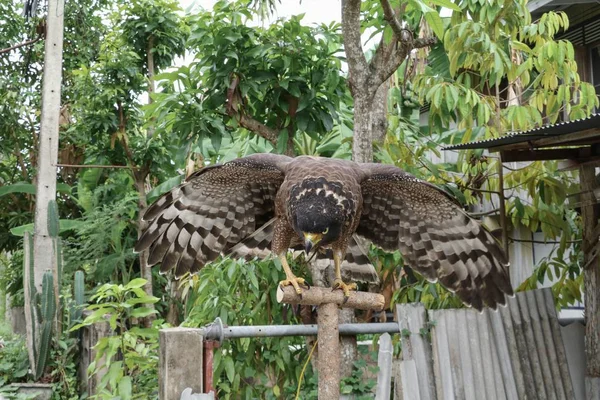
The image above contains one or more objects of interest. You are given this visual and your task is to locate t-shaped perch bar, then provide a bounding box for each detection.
[277,286,385,399]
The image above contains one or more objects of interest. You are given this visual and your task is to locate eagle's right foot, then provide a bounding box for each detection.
[279,276,309,297]
[332,278,357,303]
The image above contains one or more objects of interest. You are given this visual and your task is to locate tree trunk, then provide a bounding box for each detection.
[580,165,600,385]
[134,173,155,326]
[371,80,390,145]
[352,96,376,163]
[134,34,158,327]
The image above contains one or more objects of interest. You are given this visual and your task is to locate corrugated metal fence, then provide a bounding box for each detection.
[395,288,578,400]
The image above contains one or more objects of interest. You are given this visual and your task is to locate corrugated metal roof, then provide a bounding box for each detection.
[442,114,600,151]
[395,288,578,400]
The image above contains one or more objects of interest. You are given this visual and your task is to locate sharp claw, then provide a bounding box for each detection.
[342,295,349,305]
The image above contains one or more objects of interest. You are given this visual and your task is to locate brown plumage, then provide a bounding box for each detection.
[135,154,514,311]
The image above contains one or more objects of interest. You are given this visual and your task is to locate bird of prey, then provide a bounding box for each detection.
[135,154,514,311]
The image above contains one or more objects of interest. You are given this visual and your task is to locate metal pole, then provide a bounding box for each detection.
[200,318,399,342]
[203,340,219,394]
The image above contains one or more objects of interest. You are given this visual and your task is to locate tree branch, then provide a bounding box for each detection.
[226,75,280,146]
[372,0,437,89]
[0,34,42,55]
[414,37,438,49]
[380,0,404,38]
[237,114,280,144]
[341,0,369,93]
[509,237,581,245]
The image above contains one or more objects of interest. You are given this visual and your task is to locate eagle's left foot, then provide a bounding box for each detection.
[332,279,357,303]
[279,276,310,297]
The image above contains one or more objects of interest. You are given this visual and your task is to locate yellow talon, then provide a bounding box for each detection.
[279,277,308,296]
[332,278,357,300]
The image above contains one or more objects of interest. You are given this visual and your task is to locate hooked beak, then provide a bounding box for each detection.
[303,232,323,254]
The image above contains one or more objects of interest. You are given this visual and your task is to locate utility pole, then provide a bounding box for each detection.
[33,0,65,290]
[26,0,65,373]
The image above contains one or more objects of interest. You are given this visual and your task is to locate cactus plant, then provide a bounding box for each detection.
[23,199,71,380]
[35,270,55,379]
[72,270,85,322]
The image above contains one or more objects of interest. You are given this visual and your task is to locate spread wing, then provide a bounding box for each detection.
[135,153,291,276]
[357,164,513,311]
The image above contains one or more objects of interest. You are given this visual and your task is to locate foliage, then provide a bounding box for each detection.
[121,0,189,71]
[46,286,85,400]
[0,334,30,387]
[148,0,349,156]
[182,257,309,399]
[518,232,584,308]
[381,0,599,306]
[0,386,37,400]
[71,279,162,399]
[0,251,25,307]
[65,194,140,283]
[339,350,378,399]
[1,0,596,396]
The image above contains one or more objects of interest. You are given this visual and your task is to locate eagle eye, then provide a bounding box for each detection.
[323,227,329,235]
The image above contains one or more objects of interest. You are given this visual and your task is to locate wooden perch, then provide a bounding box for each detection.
[276,285,385,311]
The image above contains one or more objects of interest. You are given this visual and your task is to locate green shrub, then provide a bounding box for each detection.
[0,333,30,386]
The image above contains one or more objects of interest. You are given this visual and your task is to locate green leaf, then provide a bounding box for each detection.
[125,278,148,290]
[118,376,133,400]
[425,11,445,39]
[224,357,235,382]
[429,0,461,11]
[130,307,158,318]
[10,219,85,236]
[0,182,72,197]
[146,175,184,203]
[276,130,289,154]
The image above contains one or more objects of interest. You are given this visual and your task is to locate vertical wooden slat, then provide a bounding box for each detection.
[430,310,454,399]
[534,289,565,399]
[509,293,538,399]
[457,310,476,400]
[375,333,393,400]
[488,314,507,400]
[396,304,436,398]
[467,310,486,398]
[477,310,498,400]
[541,289,577,399]
[527,290,557,399]
[446,310,465,399]
[497,301,524,399]
[399,360,421,400]
[518,293,548,399]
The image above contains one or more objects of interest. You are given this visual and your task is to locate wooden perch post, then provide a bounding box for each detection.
[277,286,385,398]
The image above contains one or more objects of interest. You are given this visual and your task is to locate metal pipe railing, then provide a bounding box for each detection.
[200,317,400,344]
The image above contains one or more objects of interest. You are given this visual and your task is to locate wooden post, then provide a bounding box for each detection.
[579,165,600,396]
[375,333,393,400]
[277,286,385,397]
[318,302,340,399]
[497,160,509,257]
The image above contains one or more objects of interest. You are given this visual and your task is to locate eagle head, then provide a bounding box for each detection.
[291,186,347,254]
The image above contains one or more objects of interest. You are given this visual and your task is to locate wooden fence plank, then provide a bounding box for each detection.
[375,333,393,400]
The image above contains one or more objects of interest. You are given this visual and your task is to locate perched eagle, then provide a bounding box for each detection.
[135,154,514,311]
